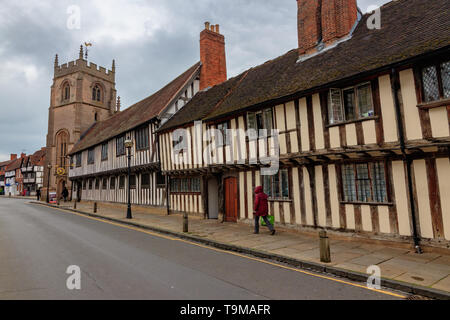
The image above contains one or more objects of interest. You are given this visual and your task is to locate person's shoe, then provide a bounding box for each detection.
[253,231,259,234]
[271,230,276,236]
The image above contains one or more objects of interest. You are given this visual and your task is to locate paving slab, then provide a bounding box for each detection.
[432,276,450,292]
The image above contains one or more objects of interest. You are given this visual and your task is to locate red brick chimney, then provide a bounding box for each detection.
[199,22,227,90]
[297,0,358,55]
[10,154,17,161]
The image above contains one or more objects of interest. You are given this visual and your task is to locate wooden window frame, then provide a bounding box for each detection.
[247,107,274,139]
[76,153,82,167]
[102,178,108,190]
[119,176,125,189]
[339,160,391,206]
[136,126,150,151]
[87,148,95,165]
[101,143,108,162]
[416,58,450,105]
[129,175,137,190]
[116,135,126,157]
[327,81,375,125]
[263,169,290,201]
[110,177,116,190]
[141,173,151,189]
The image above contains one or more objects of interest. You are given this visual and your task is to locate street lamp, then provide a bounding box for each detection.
[46,164,52,203]
[125,138,133,219]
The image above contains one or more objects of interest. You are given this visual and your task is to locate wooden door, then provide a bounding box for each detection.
[224,177,238,222]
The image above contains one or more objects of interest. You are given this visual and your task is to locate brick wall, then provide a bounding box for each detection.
[199,23,227,90]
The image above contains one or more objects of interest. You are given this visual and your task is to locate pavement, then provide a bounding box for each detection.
[0,198,405,300]
[27,199,450,300]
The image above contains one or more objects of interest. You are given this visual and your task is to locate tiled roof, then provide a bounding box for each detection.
[69,62,201,154]
[159,0,450,131]
[30,149,46,166]
[6,158,22,171]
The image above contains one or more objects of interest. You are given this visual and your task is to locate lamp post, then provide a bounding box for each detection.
[46,164,52,203]
[125,138,133,219]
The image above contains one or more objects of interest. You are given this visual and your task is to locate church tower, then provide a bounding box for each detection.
[43,46,117,200]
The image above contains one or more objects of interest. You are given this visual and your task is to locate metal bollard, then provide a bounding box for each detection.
[93,202,97,213]
[183,212,188,233]
[319,230,331,263]
[73,201,77,210]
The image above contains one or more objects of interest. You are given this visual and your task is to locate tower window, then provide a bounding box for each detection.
[92,85,102,102]
[63,83,70,101]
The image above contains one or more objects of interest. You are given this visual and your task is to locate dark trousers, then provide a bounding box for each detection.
[254,215,274,233]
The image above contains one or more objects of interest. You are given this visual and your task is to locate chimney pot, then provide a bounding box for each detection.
[211,25,215,32]
[10,154,17,160]
[205,22,210,30]
[215,24,220,33]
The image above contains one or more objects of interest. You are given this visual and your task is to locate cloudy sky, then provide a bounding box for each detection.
[0,0,390,162]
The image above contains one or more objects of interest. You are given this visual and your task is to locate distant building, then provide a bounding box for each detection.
[21,148,46,196]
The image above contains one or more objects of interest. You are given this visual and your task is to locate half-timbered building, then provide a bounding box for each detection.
[68,23,228,207]
[158,0,450,249]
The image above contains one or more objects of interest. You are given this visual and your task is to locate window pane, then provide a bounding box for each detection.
[273,172,280,198]
[329,89,344,124]
[343,88,356,121]
[256,112,264,132]
[357,84,374,118]
[264,109,273,131]
[247,113,257,131]
[371,162,387,203]
[281,170,289,198]
[263,175,272,197]
[422,65,440,102]
[102,178,107,190]
[110,177,115,189]
[130,175,136,189]
[142,174,150,188]
[342,165,356,202]
[441,61,450,99]
[356,164,371,202]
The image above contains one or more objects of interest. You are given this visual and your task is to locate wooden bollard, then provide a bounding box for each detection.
[319,230,331,263]
[183,212,188,233]
[93,202,97,213]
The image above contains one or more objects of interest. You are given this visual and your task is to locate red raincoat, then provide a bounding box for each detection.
[254,186,269,217]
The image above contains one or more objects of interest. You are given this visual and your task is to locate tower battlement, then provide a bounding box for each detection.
[54,57,115,83]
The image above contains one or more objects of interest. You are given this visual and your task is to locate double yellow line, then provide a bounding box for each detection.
[39,204,406,299]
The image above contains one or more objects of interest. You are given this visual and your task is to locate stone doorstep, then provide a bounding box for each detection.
[31,201,450,299]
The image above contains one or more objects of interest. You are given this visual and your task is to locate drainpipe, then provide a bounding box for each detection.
[391,68,423,254]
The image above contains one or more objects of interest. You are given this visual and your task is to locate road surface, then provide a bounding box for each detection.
[0,198,404,300]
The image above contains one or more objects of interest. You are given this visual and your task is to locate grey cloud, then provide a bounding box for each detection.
[0,0,390,161]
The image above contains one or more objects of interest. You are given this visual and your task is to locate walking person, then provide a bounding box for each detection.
[36,188,41,201]
[253,186,275,235]
[62,187,69,202]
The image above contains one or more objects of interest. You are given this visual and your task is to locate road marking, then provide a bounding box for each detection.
[33,203,406,299]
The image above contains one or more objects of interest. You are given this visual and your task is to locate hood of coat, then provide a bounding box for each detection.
[255,186,263,194]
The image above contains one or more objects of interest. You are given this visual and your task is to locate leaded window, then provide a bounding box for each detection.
[328,82,374,124]
[116,135,125,156]
[87,148,95,165]
[136,126,149,151]
[142,173,150,189]
[110,177,116,189]
[119,176,125,189]
[102,178,108,190]
[263,169,289,199]
[341,162,388,203]
[101,143,108,161]
[129,175,136,189]
[247,108,274,138]
[421,60,450,103]
[76,153,82,167]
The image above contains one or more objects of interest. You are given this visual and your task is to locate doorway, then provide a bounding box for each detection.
[208,178,219,219]
[224,177,238,222]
